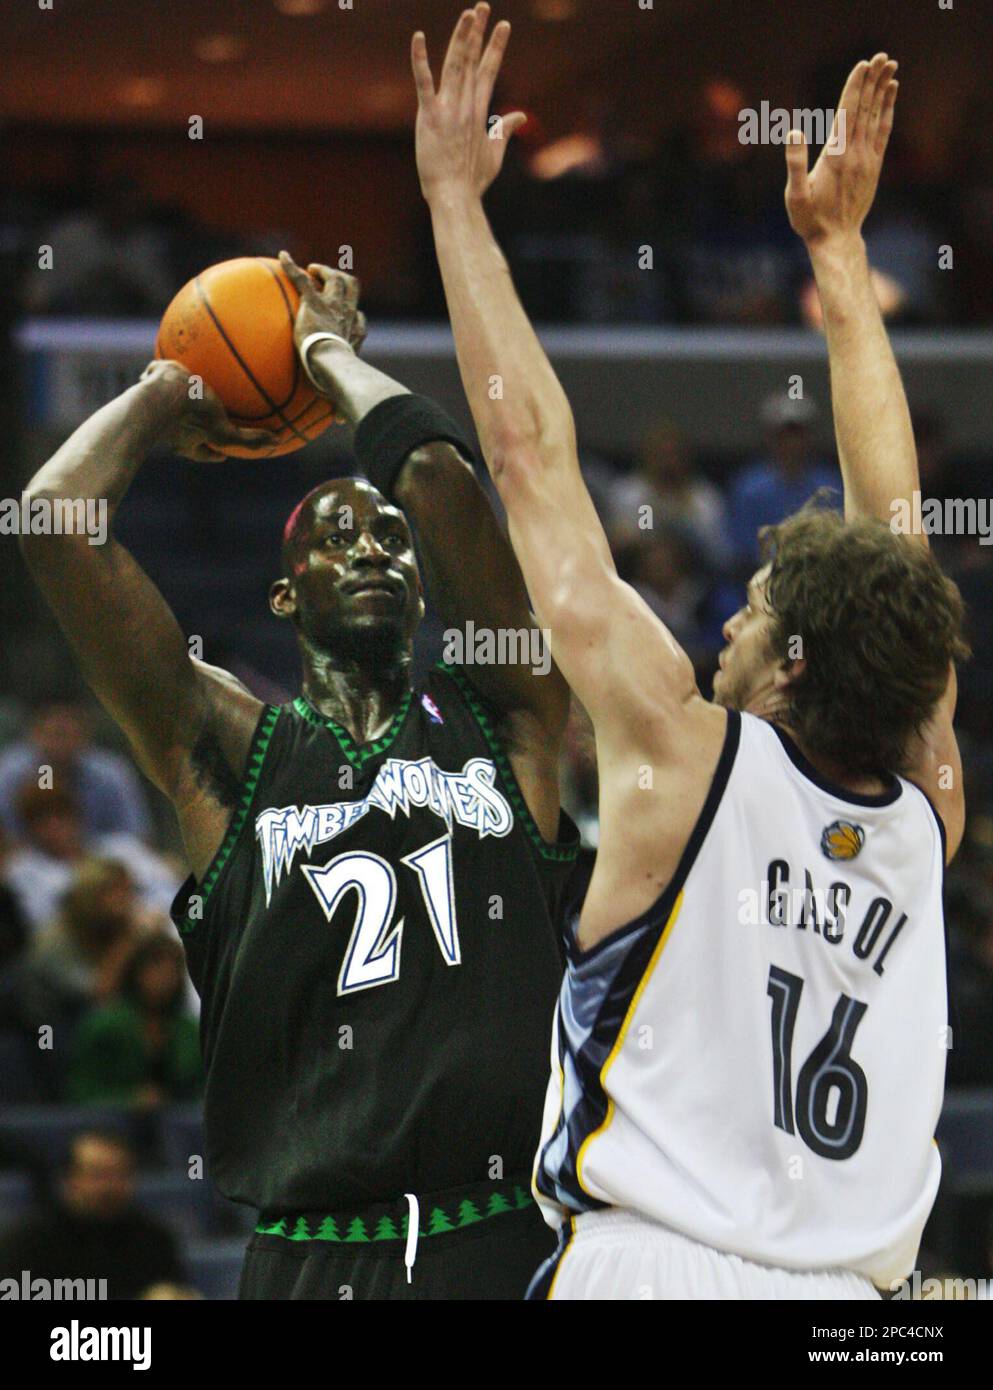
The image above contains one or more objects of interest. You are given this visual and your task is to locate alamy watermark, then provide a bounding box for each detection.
[1,495,108,545]
[890,492,993,545]
[50,1319,150,1370]
[889,1270,990,1300]
[442,621,552,676]
[0,1269,107,1300]
[739,104,846,152]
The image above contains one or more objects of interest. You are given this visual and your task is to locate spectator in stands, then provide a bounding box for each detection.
[573,165,673,323]
[623,523,725,671]
[0,699,151,844]
[23,177,174,318]
[605,421,731,569]
[667,83,804,326]
[67,934,201,1108]
[727,393,839,568]
[0,1129,185,1299]
[4,783,177,933]
[4,858,141,1044]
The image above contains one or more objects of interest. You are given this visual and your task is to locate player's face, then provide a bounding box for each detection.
[272,480,424,662]
[712,565,779,711]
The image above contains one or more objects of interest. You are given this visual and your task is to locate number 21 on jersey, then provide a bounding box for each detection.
[302,835,460,996]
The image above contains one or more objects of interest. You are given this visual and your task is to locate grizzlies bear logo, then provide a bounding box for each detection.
[821,819,865,861]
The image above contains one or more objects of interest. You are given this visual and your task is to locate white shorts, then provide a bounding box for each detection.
[536,1210,880,1301]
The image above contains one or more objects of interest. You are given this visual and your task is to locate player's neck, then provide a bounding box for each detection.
[300,658,411,745]
[774,721,892,798]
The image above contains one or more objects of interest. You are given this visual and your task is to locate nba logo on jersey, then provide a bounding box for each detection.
[421,693,444,724]
[820,819,865,861]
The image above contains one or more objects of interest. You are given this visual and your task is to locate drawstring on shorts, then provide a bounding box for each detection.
[403,1193,420,1284]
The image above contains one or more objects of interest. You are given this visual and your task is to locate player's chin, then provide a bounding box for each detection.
[711,668,734,709]
[340,612,409,659]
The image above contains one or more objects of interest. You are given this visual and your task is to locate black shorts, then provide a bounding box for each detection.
[239,1176,556,1301]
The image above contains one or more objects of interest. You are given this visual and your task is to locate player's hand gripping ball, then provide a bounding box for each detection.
[137,359,275,463]
[276,250,367,365]
[155,256,353,457]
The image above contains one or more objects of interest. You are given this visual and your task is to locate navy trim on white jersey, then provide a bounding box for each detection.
[770,724,903,806]
[564,709,742,965]
[535,711,741,1216]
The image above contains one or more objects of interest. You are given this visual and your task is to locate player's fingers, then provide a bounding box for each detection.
[440,9,475,94]
[315,269,360,310]
[465,3,490,76]
[278,250,311,295]
[834,59,869,146]
[411,32,436,104]
[875,79,898,156]
[868,62,898,147]
[477,18,512,113]
[865,56,895,133]
[303,262,329,289]
[856,53,888,143]
[784,130,810,203]
[304,262,337,291]
[305,265,359,314]
[500,110,528,142]
[230,427,279,452]
[182,442,227,462]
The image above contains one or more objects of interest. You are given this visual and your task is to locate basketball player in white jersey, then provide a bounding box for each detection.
[412,9,969,1298]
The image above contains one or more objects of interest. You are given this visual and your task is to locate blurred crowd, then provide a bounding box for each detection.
[490,79,993,329]
[4,69,993,328]
[0,700,199,1108]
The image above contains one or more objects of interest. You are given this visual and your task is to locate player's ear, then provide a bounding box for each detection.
[774,656,806,691]
[269,577,297,620]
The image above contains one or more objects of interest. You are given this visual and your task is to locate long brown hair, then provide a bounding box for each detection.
[759,506,970,776]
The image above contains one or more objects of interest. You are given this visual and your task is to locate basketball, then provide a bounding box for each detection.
[154,257,336,458]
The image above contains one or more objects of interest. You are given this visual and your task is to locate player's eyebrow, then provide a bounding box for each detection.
[375,509,411,537]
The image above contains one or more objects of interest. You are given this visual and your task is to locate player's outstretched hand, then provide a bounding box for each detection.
[785,53,898,248]
[412,3,527,202]
[138,359,276,462]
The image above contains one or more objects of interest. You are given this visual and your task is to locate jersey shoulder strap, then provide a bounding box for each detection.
[429,661,579,869]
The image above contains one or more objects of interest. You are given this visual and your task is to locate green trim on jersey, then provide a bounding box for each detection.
[254,1183,534,1243]
[177,704,281,936]
[292,692,413,770]
[435,662,578,864]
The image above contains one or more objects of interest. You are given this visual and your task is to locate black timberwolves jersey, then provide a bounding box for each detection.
[171,663,578,1213]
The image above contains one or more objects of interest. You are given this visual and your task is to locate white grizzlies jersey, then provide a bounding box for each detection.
[534,710,948,1289]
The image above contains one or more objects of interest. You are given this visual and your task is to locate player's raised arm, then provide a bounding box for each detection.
[784,54,965,858]
[276,251,569,747]
[411,5,699,743]
[784,55,918,532]
[19,364,270,875]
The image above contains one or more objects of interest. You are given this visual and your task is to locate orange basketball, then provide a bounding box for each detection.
[155,256,336,458]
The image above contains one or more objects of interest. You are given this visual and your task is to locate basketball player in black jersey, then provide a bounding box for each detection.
[19,256,578,1299]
